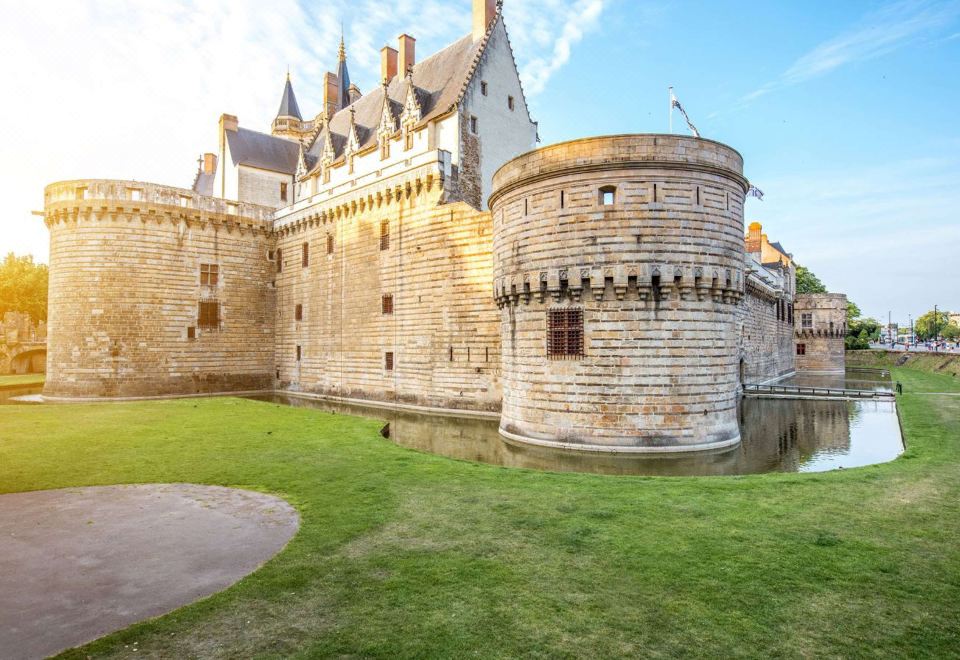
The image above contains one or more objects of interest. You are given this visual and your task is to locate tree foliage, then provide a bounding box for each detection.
[846,315,881,350]
[795,264,827,294]
[914,309,953,341]
[0,253,49,321]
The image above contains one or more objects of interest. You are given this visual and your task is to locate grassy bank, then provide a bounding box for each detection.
[0,373,45,389]
[848,349,960,378]
[1,370,958,658]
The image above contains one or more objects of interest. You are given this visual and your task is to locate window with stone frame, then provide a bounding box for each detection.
[280,182,288,203]
[470,115,478,134]
[385,351,394,371]
[199,263,219,286]
[380,221,390,250]
[547,307,584,359]
[302,242,309,267]
[382,293,394,315]
[276,248,283,273]
[323,168,331,184]
[295,304,303,321]
[380,141,390,161]
[801,313,813,329]
[326,233,334,254]
[796,343,806,356]
[481,80,488,96]
[198,301,220,330]
[599,185,616,206]
[405,130,414,151]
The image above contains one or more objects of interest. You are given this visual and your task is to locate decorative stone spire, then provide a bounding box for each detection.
[275,72,302,120]
[337,29,351,111]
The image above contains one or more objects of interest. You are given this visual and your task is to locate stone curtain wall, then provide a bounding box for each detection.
[43,180,276,397]
[273,183,501,411]
[795,293,847,373]
[739,288,796,383]
[490,135,749,451]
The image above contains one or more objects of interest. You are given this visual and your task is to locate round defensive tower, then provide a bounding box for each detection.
[489,134,749,452]
[43,179,276,398]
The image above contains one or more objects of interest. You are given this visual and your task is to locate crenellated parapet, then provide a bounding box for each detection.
[44,179,274,234]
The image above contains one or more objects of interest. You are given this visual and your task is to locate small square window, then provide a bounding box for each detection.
[382,294,393,315]
[481,81,488,96]
[796,343,806,356]
[295,303,303,321]
[385,351,394,371]
[508,96,515,111]
[200,263,219,286]
[380,221,390,251]
[198,301,220,330]
[599,186,616,206]
[547,308,584,359]
[187,326,196,340]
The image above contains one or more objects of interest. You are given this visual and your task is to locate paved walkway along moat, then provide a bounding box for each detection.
[0,484,299,660]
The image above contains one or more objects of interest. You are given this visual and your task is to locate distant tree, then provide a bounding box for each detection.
[846,300,861,322]
[795,264,827,294]
[942,323,960,341]
[0,253,48,321]
[846,315,881,349]
[915,309,951,341]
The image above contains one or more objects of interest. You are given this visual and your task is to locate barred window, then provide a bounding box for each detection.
[380,221,390,251]
[382,294,393,315]
[199,263,218,286]
[385,351,394,371]
[547,308,584,359]
[198,301,220,329]
[797,343,806,356]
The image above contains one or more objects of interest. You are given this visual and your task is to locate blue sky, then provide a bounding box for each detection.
[1,0,957,325]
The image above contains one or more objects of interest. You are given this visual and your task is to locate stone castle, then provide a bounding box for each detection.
[41,0,845,452]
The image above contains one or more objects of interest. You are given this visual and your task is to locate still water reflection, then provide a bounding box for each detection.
[246,394,904,477]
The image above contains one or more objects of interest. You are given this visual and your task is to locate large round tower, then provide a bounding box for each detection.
[490,135,748,452]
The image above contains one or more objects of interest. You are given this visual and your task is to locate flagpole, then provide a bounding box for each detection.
[668,86,673,134]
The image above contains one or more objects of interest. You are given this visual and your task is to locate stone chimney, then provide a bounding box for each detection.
[219,114,238,133]
[202,153,217,175]
[381,45,398,83]
[473,0,497,41]
[398,34,416,76]
[745,221,762,253]
[323,72,339,116]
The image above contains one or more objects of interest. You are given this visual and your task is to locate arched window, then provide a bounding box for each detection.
[599,185,616,206]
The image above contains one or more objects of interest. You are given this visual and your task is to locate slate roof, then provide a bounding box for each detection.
[193,170,215,196]
[304,30,489,174]
[226,127,300,174]
[276,76,302,120]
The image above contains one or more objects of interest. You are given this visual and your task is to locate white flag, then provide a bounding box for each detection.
[670,90,701,138]
[747,185,764,201]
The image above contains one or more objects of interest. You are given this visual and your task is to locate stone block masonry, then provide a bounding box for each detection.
[490,134,749,451]
[795,293,846,373]
[43,180,276,397]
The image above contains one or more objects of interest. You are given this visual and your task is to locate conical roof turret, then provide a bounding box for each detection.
[276,72,303,120]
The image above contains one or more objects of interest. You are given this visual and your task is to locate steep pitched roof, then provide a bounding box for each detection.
[226,127,299,174]
[276,75,302,120]
[301,31,490,175]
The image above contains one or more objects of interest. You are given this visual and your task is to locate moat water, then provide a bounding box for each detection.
[4,369,903,477]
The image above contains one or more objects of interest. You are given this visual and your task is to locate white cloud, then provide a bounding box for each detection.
[746,157,960,320]
[508,0,606,96]
[0,0,600,262]
[743,0,960,103]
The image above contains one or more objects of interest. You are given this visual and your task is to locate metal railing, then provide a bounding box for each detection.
[743,383,894,399]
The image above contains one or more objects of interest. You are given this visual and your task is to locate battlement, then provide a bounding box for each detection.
[44,179,275,228]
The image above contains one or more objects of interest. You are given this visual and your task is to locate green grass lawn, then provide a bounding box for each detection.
[1,369,958,658]
[0,373,45,388]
